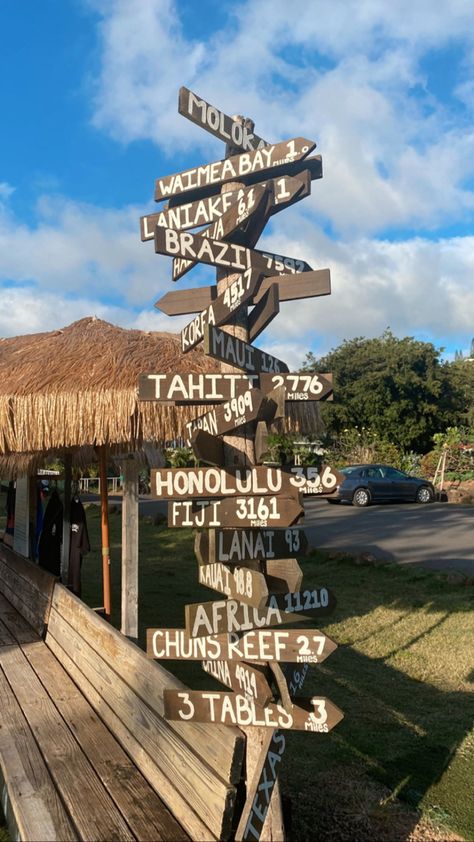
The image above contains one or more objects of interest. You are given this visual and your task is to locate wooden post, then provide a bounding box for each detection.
[121,457,139,638]
[61,452,72,583]
[218,118,285,842]
[98,445,112,619]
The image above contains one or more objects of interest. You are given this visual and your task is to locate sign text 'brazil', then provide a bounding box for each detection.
[155,226,312,279]
[154,137,315,201]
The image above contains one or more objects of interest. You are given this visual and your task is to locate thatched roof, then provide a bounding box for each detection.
[0,316,321,470]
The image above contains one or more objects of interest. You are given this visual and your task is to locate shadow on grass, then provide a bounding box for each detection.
[79,508,473,839]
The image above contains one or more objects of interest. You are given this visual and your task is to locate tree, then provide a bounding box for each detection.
[302,330,465,453]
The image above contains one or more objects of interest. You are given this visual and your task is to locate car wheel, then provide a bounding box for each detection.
[416,485,433,504]
[352,488,371,507]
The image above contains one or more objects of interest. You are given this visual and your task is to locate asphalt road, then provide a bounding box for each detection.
[97,493,474,576]
[303,499,474,575]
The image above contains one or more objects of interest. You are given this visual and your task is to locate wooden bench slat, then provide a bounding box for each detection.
[47,606,236,840]
[0,547,55,636]
[46,632,214,842]
[0,592,42,645]
[50,585,245,785]
[0,661,77,842]
[0,644,136,842]
[24,640,188,842]
[0,617,16,647]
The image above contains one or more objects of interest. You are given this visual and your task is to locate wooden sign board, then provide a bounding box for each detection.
[259,372,333,401]
[265,558,303,594]
[202,660,273,707]
[138,372,256,402]
[254,420,269,465]
[152,466,295,500]
[163,690,344,732]
[190,429,224,467]
[204,324,289,374]
[181,268,263,353]
[248,282,279,342]
[288,465,343,495]
[178,87,269,151]
[185,388,277,439]
[195,527,309,565]
[141,173,311,241]
[155,226,313,281]
[185,589,335,637]
[154,137,315,202]
[154,266,331,317]
[172,185,270,282]
[173,239,313,284]
[168,495,303,529]
[198,561,269,608]
[147,627,337,663]
[165,154,323,208]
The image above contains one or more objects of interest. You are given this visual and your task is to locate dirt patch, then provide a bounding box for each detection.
[289,766,464,841]
[443,480,474,504]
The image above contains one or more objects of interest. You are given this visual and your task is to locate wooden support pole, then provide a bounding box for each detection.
[61,452,72,584]
[98,445,112,619]
[218,119,285,842]
[121,458,139,638]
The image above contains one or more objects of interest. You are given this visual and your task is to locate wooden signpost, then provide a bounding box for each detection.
[195,527,309,564]
[204,324,289,374]
[140,86,343,841]
[154,266,331,316]
[168,494,304,529]
[154,137,315,202]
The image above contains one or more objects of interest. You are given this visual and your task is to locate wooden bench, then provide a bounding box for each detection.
[0,544,245,841]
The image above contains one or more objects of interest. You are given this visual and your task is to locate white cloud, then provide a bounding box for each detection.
[84,0,474,236]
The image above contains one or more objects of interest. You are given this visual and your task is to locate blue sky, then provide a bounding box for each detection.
[1,0,473,368]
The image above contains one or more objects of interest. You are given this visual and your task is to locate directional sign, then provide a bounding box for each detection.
[172,184,270,282]
[173,238,312,283]
[141,173,311,241]
[168,495,303,529]
[178,87,270,151]
[204,324,289,374]
[190,429,224,467]
[138,372,256,403]
[265,559,303,594]
[147,627,337,663]
[154,137,315,202]
[180,268,263,353]
[185,589,335,638]
[289,465,344,495]
[163,691,344,732]
[195,528,309,565]
[202,660,273,707]
[152,465,295,500]
[155,226,313,280]
[198,561,269,608]
[259,372,333,401]
[154,267,331,316]
[166,154,323,208]
[248,283,279,342]
[185,388,277,439]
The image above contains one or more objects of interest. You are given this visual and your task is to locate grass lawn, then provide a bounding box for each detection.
[1,492,473,839]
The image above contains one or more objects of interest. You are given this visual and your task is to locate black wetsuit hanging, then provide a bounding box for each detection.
[38,489,63,576]
[67,497,90,597]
